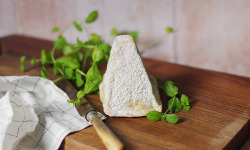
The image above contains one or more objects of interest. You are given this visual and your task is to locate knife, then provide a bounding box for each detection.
[57,79,124,150]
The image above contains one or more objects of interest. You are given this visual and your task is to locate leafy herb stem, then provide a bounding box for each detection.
[58,68,65,76]
[77,18,90,39]
[164,96,176,114]
[82,51,89,71]
[50,47,64,75]
[140,34,167,50]
[72,47,80,53]
[85,45,95,49]
[20,10,107,106]
[76,69,86,76]
[59,23,73,35]
[51,47,56,64]
[146,80,191,124]
[50,47,66,76]
[53,76,68,83]
[82,23,90,40]
[164,108,170,114]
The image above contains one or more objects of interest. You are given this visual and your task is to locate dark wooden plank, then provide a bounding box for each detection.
[0,35,249,150]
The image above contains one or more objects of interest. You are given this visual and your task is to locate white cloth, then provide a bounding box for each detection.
[0,76,91,150]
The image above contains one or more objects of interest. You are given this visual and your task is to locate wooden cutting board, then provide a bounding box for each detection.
[0,35,249,150]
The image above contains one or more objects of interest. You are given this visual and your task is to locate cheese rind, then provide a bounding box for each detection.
[99,35,162,117]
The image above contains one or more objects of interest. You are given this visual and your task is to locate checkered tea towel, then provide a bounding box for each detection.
[0,76,91,150]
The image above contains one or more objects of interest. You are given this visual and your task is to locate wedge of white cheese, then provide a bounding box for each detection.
[99,35,162,117]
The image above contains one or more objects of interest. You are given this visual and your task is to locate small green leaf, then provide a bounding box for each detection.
[84,63,102,94]
[181,94,191,111]
[181,94,190,105]
[164,80,178,97]
[183,105,191,111]
[165,114,179,124]
[128,31,138,43]
[41,49,53,65]
[85,10,98,23]
[77,38,102,50]
[55,56,80,69]
[84,39,102,47]
[20,56,26,72]
[99,43,111,53]
[86,50,93,58]
[166,27,174,34]
[73,102,76,107]
[64,67,74,80]
[77,90,85,99]
[41,67,48,79]
[54,35,67,50]
[76,38,87,49]
[168,97,182,113]
[146,111,164,122]
[73,21,83,32]
[91,33,101,41]
[110,27,119,36]
[92,46,105,65]
[99,43,111,60]
[74,51,83,61]
[30,57,36,65]
[20,65,24,72]
[76,72,84,88]
[76,99,83,105]
[20,56,26,63]
[161,115,166,121]
[53,64,60,75]
[67,99,75,103]
[52,27,60,33]
[62,45,74,55]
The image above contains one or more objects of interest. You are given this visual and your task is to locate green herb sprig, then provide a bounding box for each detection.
[20,10,176,111]
[146,80,191,124]
[20,10,109,106]
[110,26,174,54]
[110,27,138,43]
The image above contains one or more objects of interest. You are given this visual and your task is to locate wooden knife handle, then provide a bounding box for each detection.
[92,117,124,150]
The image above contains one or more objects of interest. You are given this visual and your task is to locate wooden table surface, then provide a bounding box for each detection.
[0,35,249,150]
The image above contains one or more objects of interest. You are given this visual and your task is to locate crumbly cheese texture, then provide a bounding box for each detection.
[99,35,162,117]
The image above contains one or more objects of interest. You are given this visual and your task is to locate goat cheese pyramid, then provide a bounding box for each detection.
[99,35,162,117]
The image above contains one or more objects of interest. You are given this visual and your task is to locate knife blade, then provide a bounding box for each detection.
[57,79,96,118]
[56,79,124,150]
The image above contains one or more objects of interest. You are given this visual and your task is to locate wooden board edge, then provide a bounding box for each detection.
[223,119,250,150]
